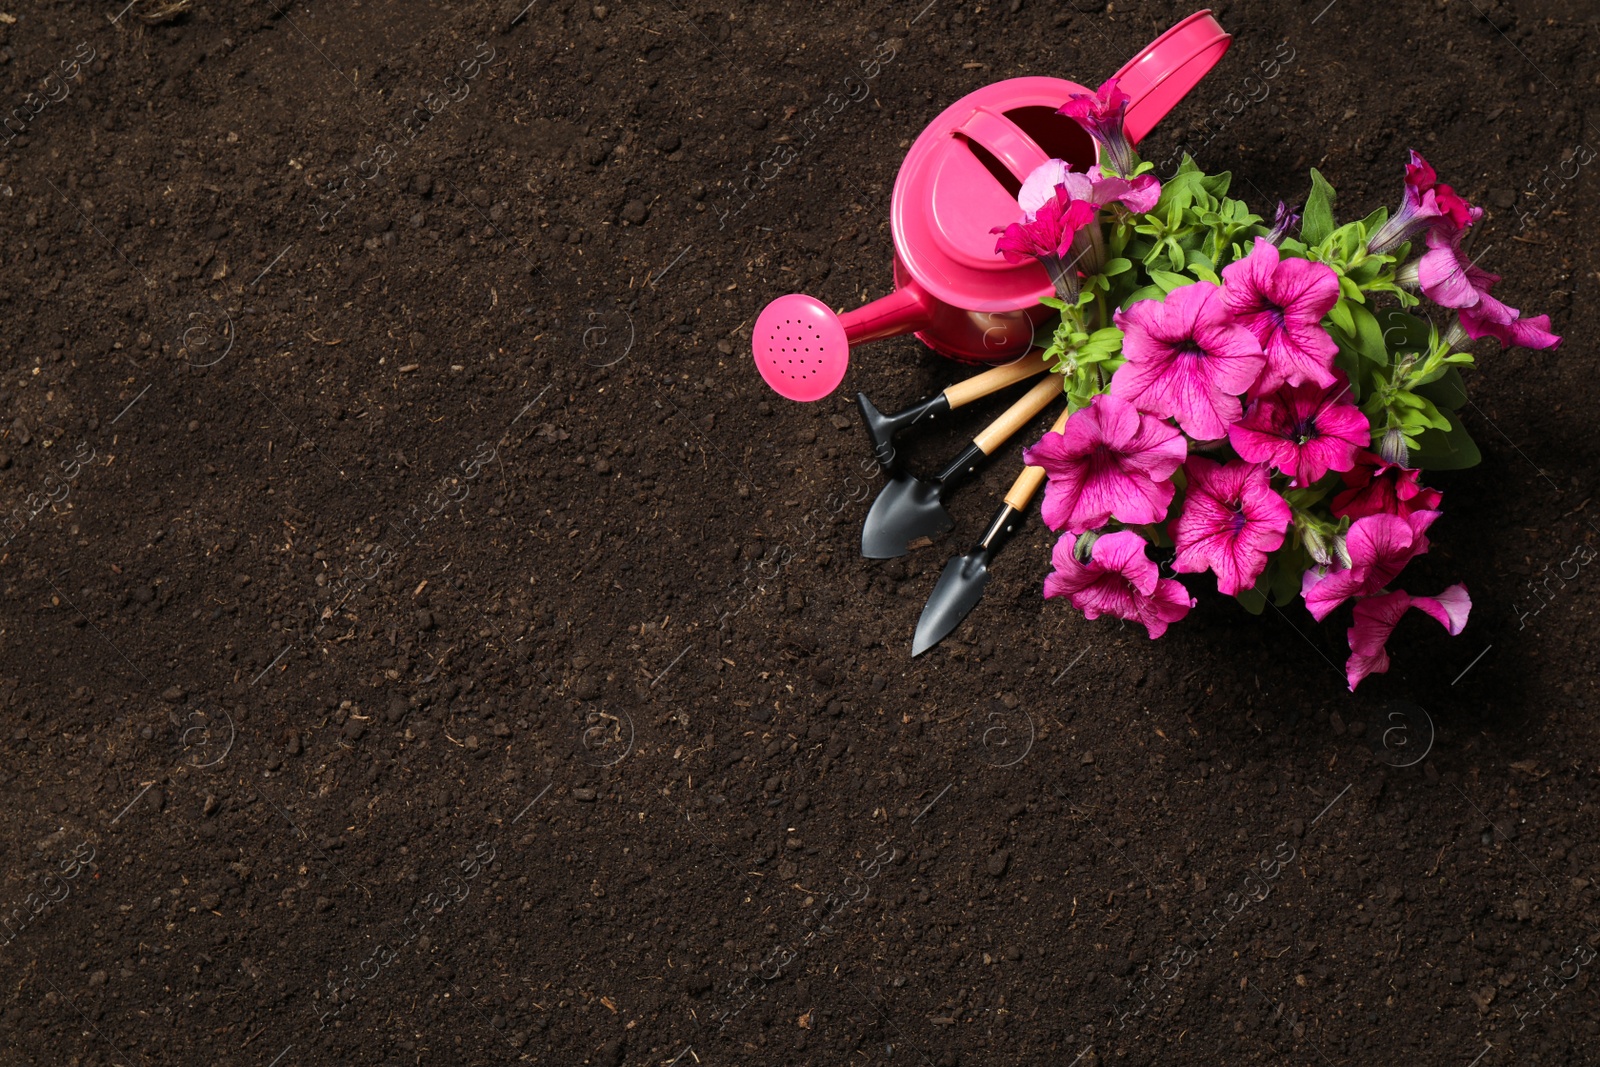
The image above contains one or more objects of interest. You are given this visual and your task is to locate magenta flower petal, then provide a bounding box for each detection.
[1110,282,1266,441]
[1458,283,1563,350]
[1018,159,1073,219]
[1220,238,1340,394]
[1345,583,1471,689]
[992,190,1097,263]
[1022,394,1186,535]
[1416,228,1482,309]
[1301,512,1427,622]
[1332,453,1442,523]
[1169,457,1291,596]
[1228,377,1368,487]
[1044,530,1194,638]
[1057,77,1138,177]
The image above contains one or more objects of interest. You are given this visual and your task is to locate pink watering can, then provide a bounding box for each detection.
[753,10,1231,402]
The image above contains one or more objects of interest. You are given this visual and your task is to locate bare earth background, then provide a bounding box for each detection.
[0,0,1597,1064]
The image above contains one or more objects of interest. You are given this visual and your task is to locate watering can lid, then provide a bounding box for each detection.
[891,10,1231,313]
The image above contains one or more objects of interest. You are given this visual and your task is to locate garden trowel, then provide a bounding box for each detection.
[860,375,1061,559]
[911,407,1070,655]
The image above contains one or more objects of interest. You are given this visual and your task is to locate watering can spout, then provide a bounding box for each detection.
[752,283,939,403]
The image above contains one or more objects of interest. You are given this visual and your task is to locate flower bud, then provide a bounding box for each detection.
[1266,201,1301,246]
[1301,523,1333,567]
[1332,533,1353,571]
[1441,319,1470,350]
[1073,529,1101,562]
[1395,259,1420,289]
[1379,427,1410,468]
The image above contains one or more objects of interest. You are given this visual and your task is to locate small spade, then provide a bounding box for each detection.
[912,408,1069,655]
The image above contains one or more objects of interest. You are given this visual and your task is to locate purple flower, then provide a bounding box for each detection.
[1228,376,1369,487]
[1220,238,1340,395]
[1023,393,1187,535]
[992,186,1098,302]
[1169,458,1292,597]
[1109,282,1266,441]
[1301,511,1439,622]
[1368,150,1482,255]
[1057,78,1138,178]
[1415,229,1561,350]
[1044,529,1195,639]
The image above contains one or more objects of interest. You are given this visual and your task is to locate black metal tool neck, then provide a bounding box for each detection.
[934,441,987,501]
[976,502,1026,556]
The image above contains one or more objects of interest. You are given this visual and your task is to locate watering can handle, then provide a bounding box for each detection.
[1113,9,1233,144]
[950,106,1051,184]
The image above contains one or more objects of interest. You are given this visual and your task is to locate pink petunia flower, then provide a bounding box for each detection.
[1411,228,1561,349]
[1169,457,1292,597]
[1331,452,1442,523]
[1018,159,1160,223]
[1301,512,1438,621]
[1056,77,1138,177]
[993,186,1097,302]
[1022,393,1187,535]
[1110,282,1266,441]
[1220,238,1340,395]
[992,187,1097,262]
[1227,376,1368,487]
[1044,529,1195,639]
[1345,584,1471,690]
[1367,150,1483,255]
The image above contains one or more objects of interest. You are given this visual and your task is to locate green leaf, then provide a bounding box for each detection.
[1100,257,1133,277]
[1234,583,1267,616]
[1301,168,1338,245]
[1410,418,1482,471]
[1337,273,1365,303]
[1347,304,1389,364]
[1326,298,1355,336]
[1120,284,1167,310]
[1415,366,1468,410]
[1149,269,1191,294]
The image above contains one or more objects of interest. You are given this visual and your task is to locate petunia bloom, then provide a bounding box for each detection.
[1301,512,1437,621]
[1228,377,1368,487]
[993,186,1098,302]
[1022,393,1187,535]
[1057,77,1138,178]
[1345,584,1471,690]
[1044,529,1195,638]
[1220,238,1340,395]
[1331,452,1442,524]
[1169,457,1292,596]
[1110,282,1266,441]
[1410,228,1561,349]
[1367,150,1483,255]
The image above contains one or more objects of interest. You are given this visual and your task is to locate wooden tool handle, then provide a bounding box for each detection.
[942,349,1049,409]
[973,376,1062,455]
[1003,406,1070,511]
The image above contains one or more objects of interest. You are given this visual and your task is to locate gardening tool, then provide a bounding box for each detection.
[857,347,1050,475]
[861,374,1062,559]
[912,408,1072,655]
[752,10,1231,402]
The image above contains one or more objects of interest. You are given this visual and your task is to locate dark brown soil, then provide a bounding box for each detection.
[1,1,1597,1064]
